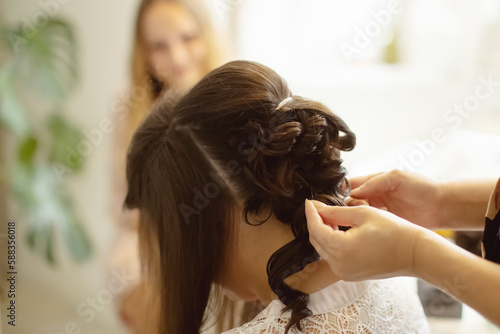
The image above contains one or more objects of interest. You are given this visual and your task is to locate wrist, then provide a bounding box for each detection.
[408,226,445,279]
[436,181,454,229]
[439,179,494,230]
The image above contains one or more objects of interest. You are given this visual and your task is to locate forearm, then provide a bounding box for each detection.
[440,179,496,230]
[413,230,500,326]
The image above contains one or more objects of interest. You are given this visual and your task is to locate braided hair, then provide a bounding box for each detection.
[125,60,356,333]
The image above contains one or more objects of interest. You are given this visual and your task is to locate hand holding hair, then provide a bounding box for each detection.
[347,170,445,230]
[348,170,495,231]
[304,200,425,281]
[305,199,500,327]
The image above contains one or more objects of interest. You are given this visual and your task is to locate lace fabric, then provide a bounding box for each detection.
[223,280,429,334]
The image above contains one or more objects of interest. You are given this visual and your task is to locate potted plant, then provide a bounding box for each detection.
[0,17,92,265]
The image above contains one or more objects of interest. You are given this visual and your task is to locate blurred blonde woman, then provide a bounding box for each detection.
[128,0,223,137]
[106,1,241,333]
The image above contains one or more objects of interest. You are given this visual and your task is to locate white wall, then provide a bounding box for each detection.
[232,0,500,181]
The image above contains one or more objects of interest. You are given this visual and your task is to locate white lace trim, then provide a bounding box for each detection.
[223,280,429,333]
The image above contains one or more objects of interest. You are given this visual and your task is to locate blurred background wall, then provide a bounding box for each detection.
[1,0,500,333]
[230,0,500,180]
[1,0,139,333]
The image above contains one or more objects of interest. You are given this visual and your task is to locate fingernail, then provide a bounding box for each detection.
[311,200,327,210]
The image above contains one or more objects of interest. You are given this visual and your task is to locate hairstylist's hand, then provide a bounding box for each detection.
[348,170,444,230]
[305,200,428,281]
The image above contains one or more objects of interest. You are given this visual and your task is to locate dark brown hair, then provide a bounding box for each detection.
[125,60,356,333]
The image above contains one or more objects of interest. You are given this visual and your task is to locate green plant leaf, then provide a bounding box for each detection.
[0,66,30,136]
[1,16,90,266]
[18,136,38,166]
[0,92,30,136]
[12,18,79,100]
[61,218,93,263]
[45,225,56,265]
[47,112,84,171]
[1,22,26,55]
[11,165,36,206]
[14,165,92,264]
[59,195,92,262]
[26,227,37,250]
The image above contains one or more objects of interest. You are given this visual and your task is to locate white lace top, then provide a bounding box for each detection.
[223,279,429,333]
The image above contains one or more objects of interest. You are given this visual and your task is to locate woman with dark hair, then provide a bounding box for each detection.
[108,1,232,331]
[124,60,429,333]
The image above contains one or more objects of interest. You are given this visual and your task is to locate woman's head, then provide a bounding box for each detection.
[140,1,205,89]
[132,0,220,93]
[125,60,356,333]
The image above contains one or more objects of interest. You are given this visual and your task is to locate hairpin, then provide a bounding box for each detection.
[276,96,293,110]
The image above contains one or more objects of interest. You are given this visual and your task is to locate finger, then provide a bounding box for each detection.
[345,198,369,206]
[368,196,389,209]
[314,205,369,228]
[348,172,384,190]
[309,234,335,263]
[311,200,327,210]
[341,179,348,192]
[307,200,337,230]
[305,200,343,246]
[350,173,394,199]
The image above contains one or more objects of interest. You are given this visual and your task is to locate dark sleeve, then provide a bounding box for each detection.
[481,178,500,264]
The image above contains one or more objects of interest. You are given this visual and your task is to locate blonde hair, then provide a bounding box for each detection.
[128,0,224,140]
